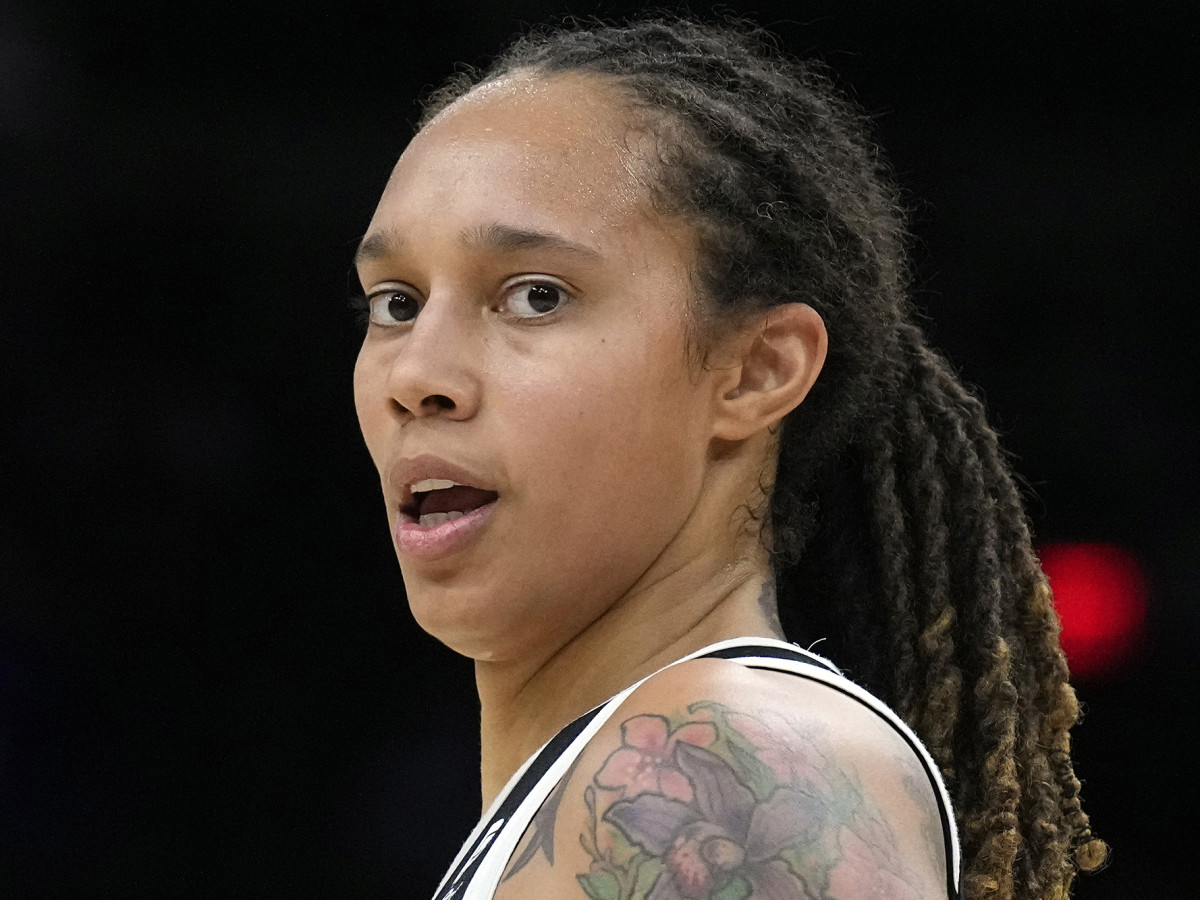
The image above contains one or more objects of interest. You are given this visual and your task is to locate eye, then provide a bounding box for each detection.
[367,290,420,326]
[502,281,570,319]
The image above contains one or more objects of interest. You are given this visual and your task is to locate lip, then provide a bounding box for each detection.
[387,453,497,506]
[393,500,497,560]
[386,453,499,561]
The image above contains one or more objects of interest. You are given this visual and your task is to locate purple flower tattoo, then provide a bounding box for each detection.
[604,743,823,899]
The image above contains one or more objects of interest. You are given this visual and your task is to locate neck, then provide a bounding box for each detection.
[473,555,780,808]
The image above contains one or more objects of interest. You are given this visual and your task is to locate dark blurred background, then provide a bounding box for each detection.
[2,0,1195,895]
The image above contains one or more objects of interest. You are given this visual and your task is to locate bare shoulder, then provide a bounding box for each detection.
[496,657,950,900]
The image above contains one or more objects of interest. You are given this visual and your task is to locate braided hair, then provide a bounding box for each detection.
[420,17,1105,899]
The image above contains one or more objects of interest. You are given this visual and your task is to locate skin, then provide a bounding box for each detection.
[353,72,945,897]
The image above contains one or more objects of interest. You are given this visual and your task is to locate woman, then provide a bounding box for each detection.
[351,17,1104,900]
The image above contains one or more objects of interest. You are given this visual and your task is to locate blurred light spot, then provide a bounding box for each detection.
[1039,542,1149,679]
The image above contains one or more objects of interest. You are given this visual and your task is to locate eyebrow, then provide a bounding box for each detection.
[353,222,602,269]
[463,223,603,260]
[353,231,396,267]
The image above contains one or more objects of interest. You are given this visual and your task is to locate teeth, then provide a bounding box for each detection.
[411,478,459,493]
[418,510,466,527]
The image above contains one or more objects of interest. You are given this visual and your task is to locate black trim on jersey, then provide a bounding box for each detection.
[432,703,602,899]
[699,643,962,900]
[696,642,841,675]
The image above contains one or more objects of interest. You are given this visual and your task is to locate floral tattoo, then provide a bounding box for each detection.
[574,702,926,900]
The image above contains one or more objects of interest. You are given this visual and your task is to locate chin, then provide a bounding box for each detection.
[406,586,540,662]
[423,628,540,665]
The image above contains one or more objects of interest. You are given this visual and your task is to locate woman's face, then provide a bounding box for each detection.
[353,74,733,661]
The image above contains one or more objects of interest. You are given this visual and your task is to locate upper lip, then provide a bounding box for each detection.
[386,453,498,511]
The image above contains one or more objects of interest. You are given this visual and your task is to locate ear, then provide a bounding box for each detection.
[710,303,828,442]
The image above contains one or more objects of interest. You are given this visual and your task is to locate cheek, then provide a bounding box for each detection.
[352,346,389,465]
[500,332,706,538]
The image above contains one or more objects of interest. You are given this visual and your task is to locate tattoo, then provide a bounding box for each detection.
[504,756,579,880]
[900,767,948,889]
[575,703,925,900]
[756,581,785,638]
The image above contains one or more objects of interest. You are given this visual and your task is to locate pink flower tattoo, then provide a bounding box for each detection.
[595,714,717,802]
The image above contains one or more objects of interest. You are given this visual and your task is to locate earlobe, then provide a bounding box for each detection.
[712,303,828,441]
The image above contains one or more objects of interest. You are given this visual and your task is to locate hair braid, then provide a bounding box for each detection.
[420,15,1105,896]
[928,351,1027,896]
[897,337,961,779]
[862,408,920,714]
[964,404,1074,896]
[952,360,1105,891]
[978,435,1106,883]
[877,331,1025,895]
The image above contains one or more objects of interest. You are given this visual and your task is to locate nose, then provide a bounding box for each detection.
[382,297,481,423]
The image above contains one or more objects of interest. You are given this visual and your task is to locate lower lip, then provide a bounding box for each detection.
[393,501,497,561]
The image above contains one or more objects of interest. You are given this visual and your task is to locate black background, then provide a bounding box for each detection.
[2,0,1196,895]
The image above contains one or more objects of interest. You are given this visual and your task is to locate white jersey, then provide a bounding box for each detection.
[432,637,963,899]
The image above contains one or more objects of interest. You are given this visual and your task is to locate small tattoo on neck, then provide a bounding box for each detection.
[757,580,784,637]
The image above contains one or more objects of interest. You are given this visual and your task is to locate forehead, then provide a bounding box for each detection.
[367,73,655,236]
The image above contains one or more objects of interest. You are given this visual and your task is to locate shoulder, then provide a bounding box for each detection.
[497,656,951,899]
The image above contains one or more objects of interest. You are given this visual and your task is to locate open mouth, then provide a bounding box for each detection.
[402,479,500,527]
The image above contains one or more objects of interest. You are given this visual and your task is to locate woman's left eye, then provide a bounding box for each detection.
[502,281,570,319]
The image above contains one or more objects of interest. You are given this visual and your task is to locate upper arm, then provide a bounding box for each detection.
[497,659,949,900]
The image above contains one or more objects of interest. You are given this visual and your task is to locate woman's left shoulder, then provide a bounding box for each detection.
[636,653,932,780]
[497,655,953,899]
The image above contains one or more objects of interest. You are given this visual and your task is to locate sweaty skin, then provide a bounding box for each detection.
[353,73,944,897]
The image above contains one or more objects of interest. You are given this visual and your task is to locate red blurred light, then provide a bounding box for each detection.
[1039,542,1149,679]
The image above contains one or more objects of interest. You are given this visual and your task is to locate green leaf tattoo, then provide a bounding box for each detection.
[578,870,621,900]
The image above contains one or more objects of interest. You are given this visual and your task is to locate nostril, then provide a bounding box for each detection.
[391,394,456,418]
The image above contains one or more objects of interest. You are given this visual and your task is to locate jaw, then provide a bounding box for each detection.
[400,424,772,660]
